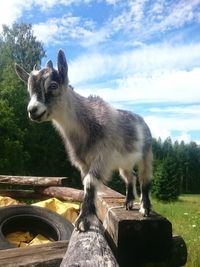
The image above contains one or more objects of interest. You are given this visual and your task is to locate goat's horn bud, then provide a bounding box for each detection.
[33,64,41,71]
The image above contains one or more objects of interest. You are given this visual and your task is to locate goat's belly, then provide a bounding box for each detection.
[108,150,143,171]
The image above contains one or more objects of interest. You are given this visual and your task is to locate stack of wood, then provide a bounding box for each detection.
[0,175,187,267]
[0,175,79,201]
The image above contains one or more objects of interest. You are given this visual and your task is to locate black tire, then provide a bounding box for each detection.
[0,205,74,249]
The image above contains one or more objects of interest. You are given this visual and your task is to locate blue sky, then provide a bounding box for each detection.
[1,0,200,143]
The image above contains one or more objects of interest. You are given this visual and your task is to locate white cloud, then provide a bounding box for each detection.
[103,0,121,5]
[29,0,200,48]
[33,15,109,47]
[33,0,91,10]
[0,0,92,30]
[144,115,200,142]
[2,0,200,49]
[0,1,30,29]
[174,132,192,143]
[155,0,200,31]
[79,68,200,104]
[115,68,200,103]
[149,105,200,115]
[107,0,200,42]
[69,42,200,84]
[69,41,200,105]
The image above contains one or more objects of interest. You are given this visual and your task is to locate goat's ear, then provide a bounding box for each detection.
[57,50,68,85]
[15,64,29,83]
[46,60,53,69]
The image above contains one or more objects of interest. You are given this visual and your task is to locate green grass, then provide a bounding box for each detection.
[153,195,200,267]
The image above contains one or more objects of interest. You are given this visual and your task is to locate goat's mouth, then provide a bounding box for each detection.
[29,110,47,122]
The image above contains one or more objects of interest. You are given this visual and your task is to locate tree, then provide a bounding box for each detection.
[0,23,81,186]
[0,99,28,174]
[1,23,45,71]
[0,23,46,175]
[152,137,200,196]
[152,155,181,201]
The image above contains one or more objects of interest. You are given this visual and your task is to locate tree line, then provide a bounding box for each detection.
[0,23,200,199]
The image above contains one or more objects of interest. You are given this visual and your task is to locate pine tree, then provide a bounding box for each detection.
[152,155,181,201]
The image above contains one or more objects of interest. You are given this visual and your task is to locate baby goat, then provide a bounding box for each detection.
[15,50,153,231]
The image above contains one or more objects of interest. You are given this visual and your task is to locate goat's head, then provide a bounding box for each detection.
[15,50,69,122]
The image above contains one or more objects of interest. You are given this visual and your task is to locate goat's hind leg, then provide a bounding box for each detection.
[119,169,137,210]
[138,150,153,217]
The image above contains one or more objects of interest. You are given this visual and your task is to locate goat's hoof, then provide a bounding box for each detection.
[139,205,151,217]
[125,200,134,210]
[75,214,94,232]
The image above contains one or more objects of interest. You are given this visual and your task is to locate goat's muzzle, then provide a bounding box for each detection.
[27,98,47,122]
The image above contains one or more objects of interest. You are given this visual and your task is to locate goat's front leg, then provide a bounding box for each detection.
[75,173,98,232]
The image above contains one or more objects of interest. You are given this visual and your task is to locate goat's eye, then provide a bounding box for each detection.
[49,82,58,90]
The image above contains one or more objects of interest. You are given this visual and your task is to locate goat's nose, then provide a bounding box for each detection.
[28,106,38,115]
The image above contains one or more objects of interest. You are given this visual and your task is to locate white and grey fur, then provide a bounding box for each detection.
[15,50,153,231]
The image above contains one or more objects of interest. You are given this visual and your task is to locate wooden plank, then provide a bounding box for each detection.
[0,240,68,267]
[96,186,173,267]
[60,216,119,267]
[35,186,84,202]
[0,175,68,187]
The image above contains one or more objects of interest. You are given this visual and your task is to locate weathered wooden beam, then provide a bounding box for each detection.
[0,240,68,267]
[96,186,173,266]
[35,186,84,202]
[60,216,119,267]
[0,175,68,187]
[0,189,48,200]
[0,187,83,202]
[168,235,187,267]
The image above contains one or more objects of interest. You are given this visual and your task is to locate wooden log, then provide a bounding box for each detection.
[0,240,68,267]
[168,235,187,267]
[0,189,48,200]
[141,235,187,267]
[96,186,173,266]
[35,185,121,203]
[35,186,84,202]
[0,175,68,187]
[60,216,119,267]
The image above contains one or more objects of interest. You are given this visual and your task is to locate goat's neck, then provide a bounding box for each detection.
[52,89,83,139]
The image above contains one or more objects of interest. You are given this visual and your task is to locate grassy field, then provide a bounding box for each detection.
[153,195,200,267]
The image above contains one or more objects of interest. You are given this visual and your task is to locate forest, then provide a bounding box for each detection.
[0,23,200,200]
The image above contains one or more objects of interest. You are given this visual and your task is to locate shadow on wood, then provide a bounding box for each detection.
[60,216,119,267]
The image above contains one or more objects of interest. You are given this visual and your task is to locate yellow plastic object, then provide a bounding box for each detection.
[28,234,52,246]
[0,196,21,206]
[0,195,80,247]
[6,231,33,247]
[5,231,50,247]
[32,197,79,224]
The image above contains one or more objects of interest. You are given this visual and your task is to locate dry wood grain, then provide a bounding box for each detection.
[60,216,119,267]
[0,240,68,267]
[0,175,68,187]
[35,186,84,202]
